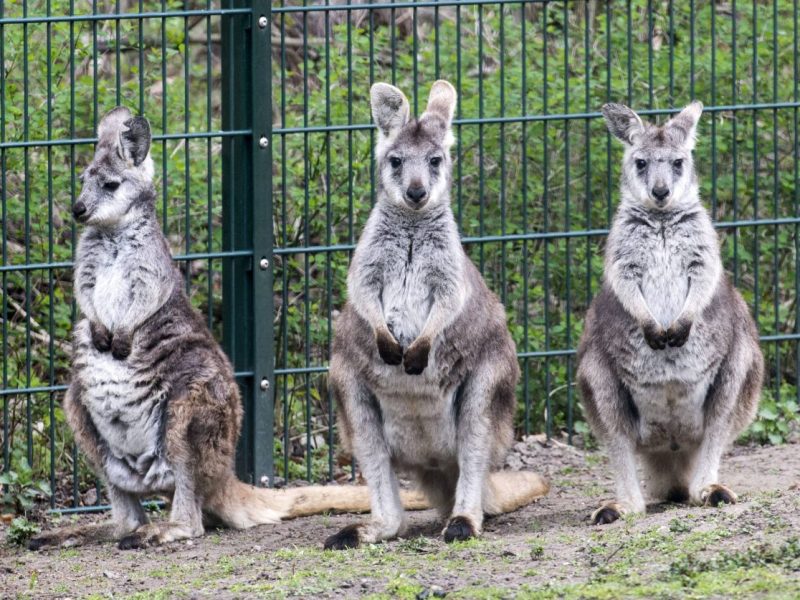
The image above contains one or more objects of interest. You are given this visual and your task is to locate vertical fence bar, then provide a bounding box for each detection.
[221,0,274,485]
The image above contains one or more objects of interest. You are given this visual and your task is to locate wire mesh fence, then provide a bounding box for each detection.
[272,0,800,484]
[1,0,798,511]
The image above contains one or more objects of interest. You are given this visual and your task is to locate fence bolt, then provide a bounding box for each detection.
[258,15,268,29]
[260,378,270,391]
[259,136,269,149]
[259,257,270,270]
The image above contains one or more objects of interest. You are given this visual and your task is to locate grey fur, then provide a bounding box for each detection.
[577,102,763,523]
[325,81,523,548]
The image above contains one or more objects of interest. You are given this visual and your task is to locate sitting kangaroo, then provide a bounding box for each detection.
[29,108,425,551]
[577,101,763,524]
[323,81,548,550]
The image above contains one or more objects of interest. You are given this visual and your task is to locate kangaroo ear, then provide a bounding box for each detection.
[665,101,703,150]
[370,83,410,141]
[601,103,645,145]
[424,80,457,127]
[120,116,152,166]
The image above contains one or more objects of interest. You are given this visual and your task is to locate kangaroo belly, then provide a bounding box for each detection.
[74,322,175,493]
[630,378,711,451]
[376,385,458,470]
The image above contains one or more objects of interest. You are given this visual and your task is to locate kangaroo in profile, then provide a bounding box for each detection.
[323,81,548,550]
[577,102,763,525]
[29,107,423,551]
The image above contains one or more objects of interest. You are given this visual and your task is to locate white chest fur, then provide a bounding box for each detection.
[92,252,133,331]
[639,236,689,328]
[382,259,433,347]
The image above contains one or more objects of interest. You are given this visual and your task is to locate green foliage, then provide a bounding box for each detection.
[0,451,52,515]
[6,517,41,547]
[742,384,800,445]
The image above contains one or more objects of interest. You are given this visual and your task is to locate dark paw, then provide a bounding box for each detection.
[591,505,622,525]
[443,516,476,543]
[118,532,148,550]
[642,322,668,350]
[403,338,431,375]
[324,524,361,550]
[666,319,692,347]
[376,330,403,366]
[110,333,132,360]
[90,322,113,353]
[27,535,53,551]
[705,485,737,507]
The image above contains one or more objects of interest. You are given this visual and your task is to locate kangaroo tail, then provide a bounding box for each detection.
[484,471,549,515]
[207,478,429,529]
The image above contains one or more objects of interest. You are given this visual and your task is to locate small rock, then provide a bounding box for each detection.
[82,488,98,506]
[103,570,119,579]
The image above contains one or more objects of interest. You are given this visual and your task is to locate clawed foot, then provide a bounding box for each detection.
[324,524,362,550]
[590,502,627,525]
[443,516,478,543]
[700,484,737,507]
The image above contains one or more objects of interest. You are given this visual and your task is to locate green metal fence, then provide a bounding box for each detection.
[1,0,798,512]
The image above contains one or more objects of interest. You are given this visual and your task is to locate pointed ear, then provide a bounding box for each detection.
[424,80,457,127]
[120,116,151,166]
[370,83,410,140]
[665,101,703,150]
[601,103,645,145]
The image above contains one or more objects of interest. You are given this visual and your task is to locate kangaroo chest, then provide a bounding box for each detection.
[73,321,174,493]
[381,238,437,347]
[637,224,692,328]
[83,238,140,331]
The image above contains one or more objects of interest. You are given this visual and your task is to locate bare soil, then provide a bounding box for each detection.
[2,440,799,599]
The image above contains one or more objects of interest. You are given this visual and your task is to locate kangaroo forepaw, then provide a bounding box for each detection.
[90,321,113,353]
[666,318,692,347]
[702,484,737,507]
[324,524,362,550]
[376,330,403,366]
[591,502,626,525]
[642,322,668,350]
[111,332,132,360]
[403,338,430,375]
[443,516,478,543]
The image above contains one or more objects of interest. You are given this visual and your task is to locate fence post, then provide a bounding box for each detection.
[221,0,274,486]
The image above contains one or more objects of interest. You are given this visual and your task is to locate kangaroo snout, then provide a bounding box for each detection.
[405,185,428,207]
[651,186,670,205]
[72,201,88,221]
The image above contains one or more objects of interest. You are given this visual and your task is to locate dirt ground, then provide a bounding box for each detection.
[2,439,799,599]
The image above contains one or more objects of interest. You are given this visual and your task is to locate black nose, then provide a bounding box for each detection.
[406,186,427,203]
[72,201,87,218]
[652,187,670,202]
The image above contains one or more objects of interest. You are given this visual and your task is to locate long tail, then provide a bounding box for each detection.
[484,471,549,515]
[206,478,428,529]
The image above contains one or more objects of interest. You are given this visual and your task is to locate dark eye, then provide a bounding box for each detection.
[389,157,402,169]
[429,156,442,167]
[635,159,647,170]
[103,181,120,192]
[673,159,683,168]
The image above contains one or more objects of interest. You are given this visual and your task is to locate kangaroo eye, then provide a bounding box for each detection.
[389,157,402,169]
[635,159,648,170]
[429,156,442,167]
[103,181,120,192]
[673,159,683,168]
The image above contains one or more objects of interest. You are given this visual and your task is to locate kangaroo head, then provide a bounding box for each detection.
[73,107,155,226]
[602,101,702,211]
[370,80,457,212]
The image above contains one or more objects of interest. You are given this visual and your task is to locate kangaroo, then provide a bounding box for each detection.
[576,101,763,525]
[323,81,548,550]
[28,107,426,551]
